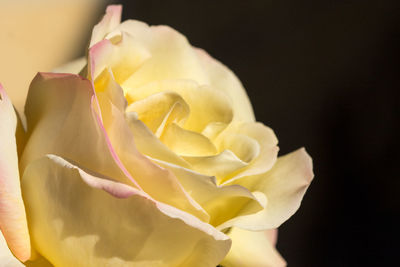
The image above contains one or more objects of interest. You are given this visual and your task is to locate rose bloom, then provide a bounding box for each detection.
[0,5,314,267]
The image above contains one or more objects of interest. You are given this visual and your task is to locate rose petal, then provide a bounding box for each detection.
[89,34,151,84]
[97,95,209,221]
[220,227,286,267]
[126,91,190,137]
[183,150,248,180]
[113,22,210,89]
[265,229,278,246]
[195,48,255,122]
[93,68,127,112]
[161,123,218,157]
[151,158,265,227]
[125,112,190,167]
[218,148,314,230]
[0,230,24,267]
[89,5,122,48]
[0,85,30,261]
[21,155,231,266]
[217,122,279,184]
[125,79,233,133]
[21,73,135,187]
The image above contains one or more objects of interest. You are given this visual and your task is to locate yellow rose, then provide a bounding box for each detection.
[0,5,314,266]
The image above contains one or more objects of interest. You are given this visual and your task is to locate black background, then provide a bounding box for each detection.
[99,1,399,266]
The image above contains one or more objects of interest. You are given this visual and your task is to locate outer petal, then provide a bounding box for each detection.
[194,48,255,122]
[0,85,30,261]
[21,155,231,267]
[220,227,286,267]
[0,230,24,267]
[218,148,314,230]
[89,35,151,84]
[89,5,122,48]
[21,73,135,187]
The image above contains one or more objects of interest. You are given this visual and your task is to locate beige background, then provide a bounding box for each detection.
[0,0,105,114]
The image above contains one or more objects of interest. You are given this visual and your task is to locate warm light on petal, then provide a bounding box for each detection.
[0,230,24,267]
[0,85,30,262]
[220,227,286,267]
[89,5,122,48]
[219,122,279,184]
[21,73,134,187]
[97,95,209,221]
[219,148,314,230]
[21,155,231,266]
[194,48,255,122]
[152,158,265,227]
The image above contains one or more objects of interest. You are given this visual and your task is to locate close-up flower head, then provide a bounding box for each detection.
[0,4,313,266]
[1,0,397,266]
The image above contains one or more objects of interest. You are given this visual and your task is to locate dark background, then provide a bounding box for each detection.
[99,1,399,266]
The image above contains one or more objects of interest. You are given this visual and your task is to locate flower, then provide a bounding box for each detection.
[0,5,314,266]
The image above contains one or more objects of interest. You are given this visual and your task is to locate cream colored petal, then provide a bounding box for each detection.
[21,155,231,267]
[21,73,134,187]
[183,150,248,180]
[89,5,122,48]
[0,85,30,262]
[194,48,255,122]
[126,91,190,137]
[118,23,209,89]
[218,122,279,185]
[151,158,265,227]
[126,79,233,133]
[89,34,151,84]
[0,230,24,267]
[218,148,314,231]
[97,96,209,221]
[201,122,229,141]
[93,68,127,112]
[125,112,190,167]
[265,229,279,246]
[220,227,286,267]
[161,123,218,157]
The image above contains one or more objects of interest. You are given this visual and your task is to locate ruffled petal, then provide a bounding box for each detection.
[125,112,189,167]
[218,148,314,230]
[161,123,218,157]
[126,91,190,137]
[125,79,233,133]
[217,122,279,184]
[220,227,286,267]
[151,158,265,227]
[21,155,231,266]
[183,150,248,180]
[0,85,30,261]
[97,95,209,221]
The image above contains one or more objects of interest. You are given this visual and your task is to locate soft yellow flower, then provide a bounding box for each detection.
[0,5,314,266]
